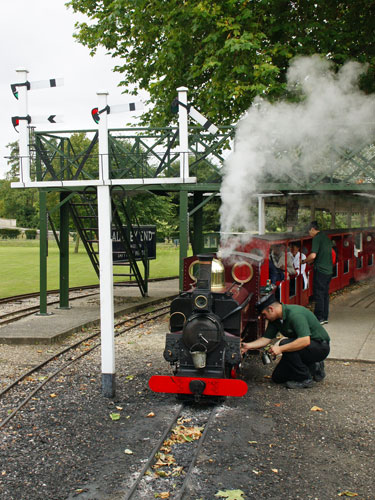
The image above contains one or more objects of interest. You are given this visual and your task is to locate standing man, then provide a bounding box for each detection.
[241,294,330,389]
[302,221,333,324]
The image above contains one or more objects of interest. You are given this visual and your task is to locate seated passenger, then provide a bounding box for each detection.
[269,244,296,285]
[290,242,308,289]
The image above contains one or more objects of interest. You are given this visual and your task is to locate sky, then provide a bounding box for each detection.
[0,0,148,179]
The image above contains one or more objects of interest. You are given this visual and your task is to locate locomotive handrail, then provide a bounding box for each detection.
[221,292,253,321]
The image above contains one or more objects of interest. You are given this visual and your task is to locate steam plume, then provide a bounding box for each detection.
[219,55,375,250]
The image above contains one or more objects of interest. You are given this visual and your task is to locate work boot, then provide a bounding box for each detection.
[313,361,326,382]
[285,378,314,389]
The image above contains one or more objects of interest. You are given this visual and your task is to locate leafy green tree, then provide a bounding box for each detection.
[1,142,39,228]
[66,0,375,126]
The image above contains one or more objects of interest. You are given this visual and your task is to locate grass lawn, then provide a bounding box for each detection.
[0,239,181,298]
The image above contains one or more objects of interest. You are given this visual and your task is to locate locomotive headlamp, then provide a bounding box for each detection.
[367,235,372,242]
[232,261,253,284]
[194,294,208,309]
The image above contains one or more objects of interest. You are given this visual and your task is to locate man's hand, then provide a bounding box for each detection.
[269,344,282,357]
[241,343,250,355]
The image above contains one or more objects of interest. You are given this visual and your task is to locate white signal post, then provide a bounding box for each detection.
[96,91,115,397]
[16,68,30,183]
[97,91,110,181]
[177,87,189,180]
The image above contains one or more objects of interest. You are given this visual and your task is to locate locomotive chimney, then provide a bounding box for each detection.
[196,254,213,290]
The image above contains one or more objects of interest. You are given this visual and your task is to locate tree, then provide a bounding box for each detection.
[0,142,39,228]
[66,0,375,126]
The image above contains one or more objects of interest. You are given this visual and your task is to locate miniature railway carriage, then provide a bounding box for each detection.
[149,227,375,399]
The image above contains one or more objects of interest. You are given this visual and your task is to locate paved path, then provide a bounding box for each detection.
[326,281,375,362]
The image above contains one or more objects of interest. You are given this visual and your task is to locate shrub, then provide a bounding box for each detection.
[25,229,37,240]
[0,228,21,239]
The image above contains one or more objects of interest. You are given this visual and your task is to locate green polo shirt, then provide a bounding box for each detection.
[312,231,333,275]
[264,304,330,342]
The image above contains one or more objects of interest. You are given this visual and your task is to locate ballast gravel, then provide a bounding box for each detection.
[0,315,374,500]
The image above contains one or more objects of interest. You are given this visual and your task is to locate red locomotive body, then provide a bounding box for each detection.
[149,227,375,399]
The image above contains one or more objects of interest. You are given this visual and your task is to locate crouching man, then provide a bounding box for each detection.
[241,294,330,389]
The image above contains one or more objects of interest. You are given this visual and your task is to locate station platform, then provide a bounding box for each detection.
[325,280,375,363]
[0,279,179,345]
[0,278,374,363]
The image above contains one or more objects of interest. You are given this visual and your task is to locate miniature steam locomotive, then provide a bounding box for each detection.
[149,227,375,399]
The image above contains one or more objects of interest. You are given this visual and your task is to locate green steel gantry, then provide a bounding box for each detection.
[26,125,375,312]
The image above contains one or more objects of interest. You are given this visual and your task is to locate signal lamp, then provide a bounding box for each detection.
[91,108,100,124]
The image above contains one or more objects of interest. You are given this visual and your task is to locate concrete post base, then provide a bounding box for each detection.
[102,373,116,398]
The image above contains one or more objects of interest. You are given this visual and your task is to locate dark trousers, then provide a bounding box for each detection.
[269,259,284,285]
[313,270,332,321]
[272,338,330,383]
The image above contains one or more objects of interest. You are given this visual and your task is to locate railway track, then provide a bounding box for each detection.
[0,277,177,327]
[123,403,218,500]
[0,303,170,429]
[0,276,178,306]
[0,290,99,326]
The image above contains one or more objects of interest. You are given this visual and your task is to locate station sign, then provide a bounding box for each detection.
[112,225,156,262]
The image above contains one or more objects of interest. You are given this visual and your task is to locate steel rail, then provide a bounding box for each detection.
[122,404,184,500]
[0,276,178,305]
[174,407,218,500]
[0,304,170,428]
[122,405,218,500]
[0,292,100,325]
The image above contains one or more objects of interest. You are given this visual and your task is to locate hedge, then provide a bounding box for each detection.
[0,228,21,239]
[25,229,37,240]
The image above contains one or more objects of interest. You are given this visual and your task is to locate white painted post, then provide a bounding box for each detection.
[96,91,115,397]
[258,195,266,235]
[16,68,30,183]
[97,91,109,181]
[97,185,115,397]
[177,87,189,180]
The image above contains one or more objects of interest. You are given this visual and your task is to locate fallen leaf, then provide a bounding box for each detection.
[147,412,155,418]
[155,470,170,478]
[252,469,262,475]
[215,490,245,500]
[116,406,123,411]
[310,406,324,412]
[272,468,279,473]
[155,493,170,499]
[110,413,121,421]
[124,449,133,454]
[264,375,271,379]
[49,393,57,398]
[274,403,282,407]
[338,492,358,497]
[248,441,257,444]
